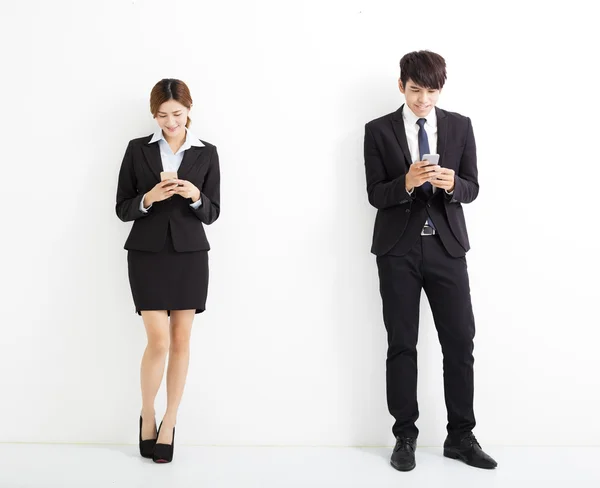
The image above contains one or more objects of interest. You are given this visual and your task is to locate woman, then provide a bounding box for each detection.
[116,79,220,463]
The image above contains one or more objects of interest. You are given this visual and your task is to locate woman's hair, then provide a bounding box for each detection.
[399,51,447,90]
[150,79,193,128]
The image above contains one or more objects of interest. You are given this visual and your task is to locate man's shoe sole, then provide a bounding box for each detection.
[390,460,416,472]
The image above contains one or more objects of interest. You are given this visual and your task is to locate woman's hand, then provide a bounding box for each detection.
[144,180,179,207]
[173,179,201,203]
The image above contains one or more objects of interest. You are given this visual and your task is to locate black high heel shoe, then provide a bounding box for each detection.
[153,421,175,464]
[139,415,157,459]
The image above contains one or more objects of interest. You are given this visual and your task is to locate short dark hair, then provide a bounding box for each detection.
[399,51,447,90]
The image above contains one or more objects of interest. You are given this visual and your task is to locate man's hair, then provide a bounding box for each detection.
[399,51,447,90]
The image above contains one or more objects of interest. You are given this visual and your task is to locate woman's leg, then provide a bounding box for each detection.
[157,309,196,444]
[140,310,170,440]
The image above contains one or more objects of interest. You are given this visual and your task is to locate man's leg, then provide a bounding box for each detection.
[421,235,476,438]
[376,242,423,440]
[420,235,496,469]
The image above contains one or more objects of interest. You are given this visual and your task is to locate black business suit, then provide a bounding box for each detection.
[116,134,220,314]
[364,105,479,440]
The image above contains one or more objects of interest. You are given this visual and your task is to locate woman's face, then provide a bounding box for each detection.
[154,99,190,139]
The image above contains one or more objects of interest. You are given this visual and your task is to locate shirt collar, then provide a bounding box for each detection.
[148,127,205,151]
[402,104,437,128]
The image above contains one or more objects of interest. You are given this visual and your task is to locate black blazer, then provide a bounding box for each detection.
[364,105,478,257]
[116,135,220,252]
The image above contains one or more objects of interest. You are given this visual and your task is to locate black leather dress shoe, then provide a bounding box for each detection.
[443,433,497,469]
[390,436,416,471]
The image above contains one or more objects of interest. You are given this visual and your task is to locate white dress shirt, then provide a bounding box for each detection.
[141,127,205,212]
[402,104,453,197]
[403,104,438,165]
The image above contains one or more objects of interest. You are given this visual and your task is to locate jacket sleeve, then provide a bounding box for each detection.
[190,146,220,225]
[364,123,414,209]
[115,142,149,222]
[449,118,479,204]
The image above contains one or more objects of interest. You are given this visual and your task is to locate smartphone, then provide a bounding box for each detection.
[422,154,440,166]
[160,171,179,188]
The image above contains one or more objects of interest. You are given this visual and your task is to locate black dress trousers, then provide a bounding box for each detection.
[376,233,476,439]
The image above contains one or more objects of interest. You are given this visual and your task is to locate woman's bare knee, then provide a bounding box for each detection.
[142,311,170,355]
[169,310,195,354]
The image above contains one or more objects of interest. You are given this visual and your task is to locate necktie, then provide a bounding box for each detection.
[417,118,432,195]
[416,118,435,229]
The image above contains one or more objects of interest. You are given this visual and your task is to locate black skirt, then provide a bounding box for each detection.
[127,227,209,316]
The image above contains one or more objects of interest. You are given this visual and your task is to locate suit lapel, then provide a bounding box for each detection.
[177,145,206,180]
[141,139,163,181]
[391,105,412,169]
[141,137,206,181]
[436,107,448,166]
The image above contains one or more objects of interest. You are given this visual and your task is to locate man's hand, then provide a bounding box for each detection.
[406,161,439,192]
[430,168,455,192]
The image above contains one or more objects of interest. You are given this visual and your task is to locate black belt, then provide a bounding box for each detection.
[421,224,436,236]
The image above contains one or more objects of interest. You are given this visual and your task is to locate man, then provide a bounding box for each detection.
[363,50,497,471]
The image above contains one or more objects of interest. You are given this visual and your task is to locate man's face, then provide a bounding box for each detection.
[398,78,441,117]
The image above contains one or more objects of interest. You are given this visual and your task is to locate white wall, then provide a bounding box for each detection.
[1,0,599,447]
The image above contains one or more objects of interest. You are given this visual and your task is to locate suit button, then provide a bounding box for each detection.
[405,209,410,213]
[427,203,431,208]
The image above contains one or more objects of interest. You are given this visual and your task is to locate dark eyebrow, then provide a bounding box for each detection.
[408,84,435,90]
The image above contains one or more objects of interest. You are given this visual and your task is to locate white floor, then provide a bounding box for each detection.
[0,444,598,488]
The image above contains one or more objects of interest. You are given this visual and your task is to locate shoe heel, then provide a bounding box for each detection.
[443,448,460,459]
